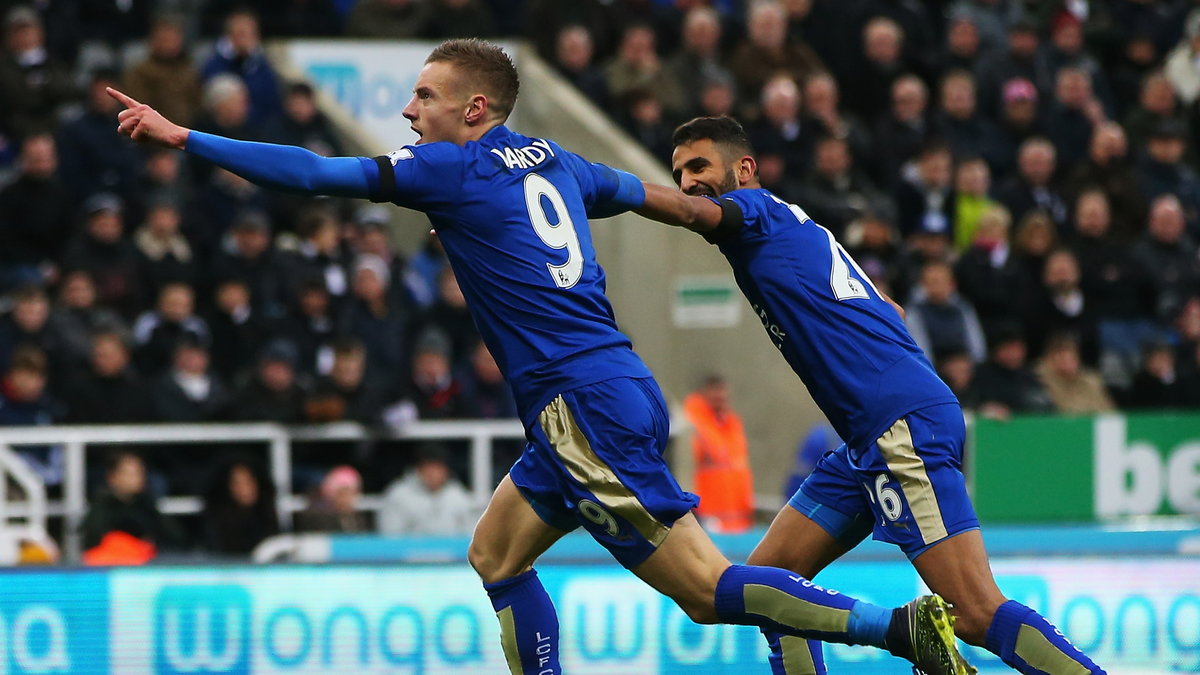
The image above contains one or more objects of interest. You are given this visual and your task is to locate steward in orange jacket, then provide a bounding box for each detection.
[683,375,754,532]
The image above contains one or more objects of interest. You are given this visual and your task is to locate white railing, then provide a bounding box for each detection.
[0,420,526,561]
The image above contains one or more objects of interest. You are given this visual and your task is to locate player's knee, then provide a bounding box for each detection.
[467,537,510,584]
[675,595,721,625]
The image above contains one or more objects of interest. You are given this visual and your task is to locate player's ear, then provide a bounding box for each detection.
[465,94,488,125]
[736,155,757,186]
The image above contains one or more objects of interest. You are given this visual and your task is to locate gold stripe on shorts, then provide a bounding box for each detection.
[877,418,948,545]
[743,584,850,635]
[779,636,819,675]
[496,606,524,674]
[1015,624,1092,675]
[538,394,670,547]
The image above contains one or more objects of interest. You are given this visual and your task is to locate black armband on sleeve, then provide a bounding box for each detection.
[370,156,396,203]
[702,198,745,245]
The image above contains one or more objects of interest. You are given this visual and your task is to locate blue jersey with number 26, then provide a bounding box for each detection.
[714,188,957,450]
[367,125,651,427]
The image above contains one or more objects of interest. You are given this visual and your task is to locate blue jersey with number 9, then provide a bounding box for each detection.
[368,125,651,427]
[712,188,957,449]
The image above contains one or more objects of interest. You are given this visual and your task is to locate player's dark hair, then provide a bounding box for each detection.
[672,116,755,160]
[426,39,519,120]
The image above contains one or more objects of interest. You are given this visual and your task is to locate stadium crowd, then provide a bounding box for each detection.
[2,0,1200,553]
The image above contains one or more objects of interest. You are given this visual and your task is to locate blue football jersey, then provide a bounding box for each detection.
[713,188,957,449]
[368,125,651,425]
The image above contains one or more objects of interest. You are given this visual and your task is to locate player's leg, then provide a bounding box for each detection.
[469,471,571,674]
[875,404,1105,674]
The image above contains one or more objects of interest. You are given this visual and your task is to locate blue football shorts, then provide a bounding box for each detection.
[788,403,980,560]
[510,376,700,568]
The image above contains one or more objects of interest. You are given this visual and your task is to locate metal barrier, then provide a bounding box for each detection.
[0,420,526,561]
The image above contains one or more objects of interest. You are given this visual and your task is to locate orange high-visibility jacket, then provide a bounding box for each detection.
[683,393,754,532]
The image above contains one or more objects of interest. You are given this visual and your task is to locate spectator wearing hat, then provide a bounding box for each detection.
[1165,10,1200,107]
[297,465,368,533]
[1064,122,1147,242]
[209,210,285,318]
[60,193,142,318]
[122,15,202,128]
[200,9,281,127]
[379,442,478,535]
[993,77,1044,176]
[132,282,209,377]
[976,18,1041,118]
[133,198,196,296]
[1138,119,1200,231]
[1133,195,1200,323]
[0,134,72,291]
[343,253,410,380]
[63,330,150,424]
[996,137,1070,232]
[0,6,76,139]
[871,75,930,191]
[1035,332,1114,414]
[968,324,1054,419]
[205,277,269,382]
[149,332,231,423]
[57,69,144,208]
[231,339,308,423]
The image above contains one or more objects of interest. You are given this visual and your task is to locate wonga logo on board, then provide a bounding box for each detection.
[154,585,251,674]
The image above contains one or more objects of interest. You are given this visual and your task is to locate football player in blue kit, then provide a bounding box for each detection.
[635,115,1106,675]
[107,39,972,675]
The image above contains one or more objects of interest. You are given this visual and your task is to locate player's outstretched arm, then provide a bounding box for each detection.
[636,183,724,234]
[108,87,372,199]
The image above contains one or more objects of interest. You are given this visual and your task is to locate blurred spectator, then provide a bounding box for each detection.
[346,0,430,38]
[843,215,902,293]
[297,465,368,533]
[304,338,387,424]
[684,374,753,533]
[192,75,261,160]
[279,207,349,309]
[1133,195,1200,323]
[0,6,76,139]
[200,10,282,126]
[421,0,496,39]
[524,0,615,65]
[955,206,1023,339]
[944,15,983,77]
[378,443,477,534]
[419,267,479,369]
[264,82,344,157]
[132,282,209,376]
[948,0,1024,57]
[730,1,824,110]
[0,347,61,483]
[895,141,955,239]
[81,450,184,551]
[1024,248,1100,366]
[996,137,1069,232]
[0,134,72,290]
[0,285,58,374]
[342,254,409,381]
[552,25,609,109]
[133,198,196,295]
[149,334,231,422]
[354,207,411,311]
[231,339,308,422]
[952,157,997,251]
[206,277,268,381]
[799,135,891,237]
[697,76,736,119]
[1036,10,1114,113]
[272,279,337,377]
[459,340,516,419]
[969,325,1054,419]
[1137,119,1200,231]
[872,75,930,190]
[1011,210,1059,306]
[198,171,272,262]
[905,260,988,363]
[203,457,279,555]
[976,18,1040,118]
[620,89,673,162]
[746,75,809,183]
[801,72,872,170]
[993,78,1043,176]
[604,24,686,121]
[1126,341,1188,408]
[210,210,285,318]
[1035,332,1114,413]
[665,7,730,119]
[782,422,840,502]
[403,232,448,309]
[1043,66,1107,171]
[893,220,954,305]
[1164,11,1200,107]
[842,16,905,121]
[1123,71,1192,155]
[1111,34,1161,120]
[937,350,977,406]
[57,69,142,206]
[1064,122,1147,241]
[46,270,125,375]
[63,330,149,423]
[121,15,201,126]
[138,149,194,230]
[406,329,465,419]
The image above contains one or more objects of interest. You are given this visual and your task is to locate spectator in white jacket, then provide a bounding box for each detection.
[1164,10,1200,106]
[378,443,479,535]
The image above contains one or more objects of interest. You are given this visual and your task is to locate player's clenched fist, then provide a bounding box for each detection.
[107,87,190,150]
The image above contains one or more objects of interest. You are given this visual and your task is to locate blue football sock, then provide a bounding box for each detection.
[713,565,888,646]
[984,600,1106,674]
[765,630,827,675]
[483,569,560,675]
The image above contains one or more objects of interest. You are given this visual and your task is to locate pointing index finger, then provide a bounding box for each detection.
[106,87,141,109]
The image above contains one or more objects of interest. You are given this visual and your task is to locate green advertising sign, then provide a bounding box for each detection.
[971,413,1200,522]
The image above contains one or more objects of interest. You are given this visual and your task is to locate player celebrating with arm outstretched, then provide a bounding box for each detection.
[109,40,972,675]
[636,115,1106,675]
